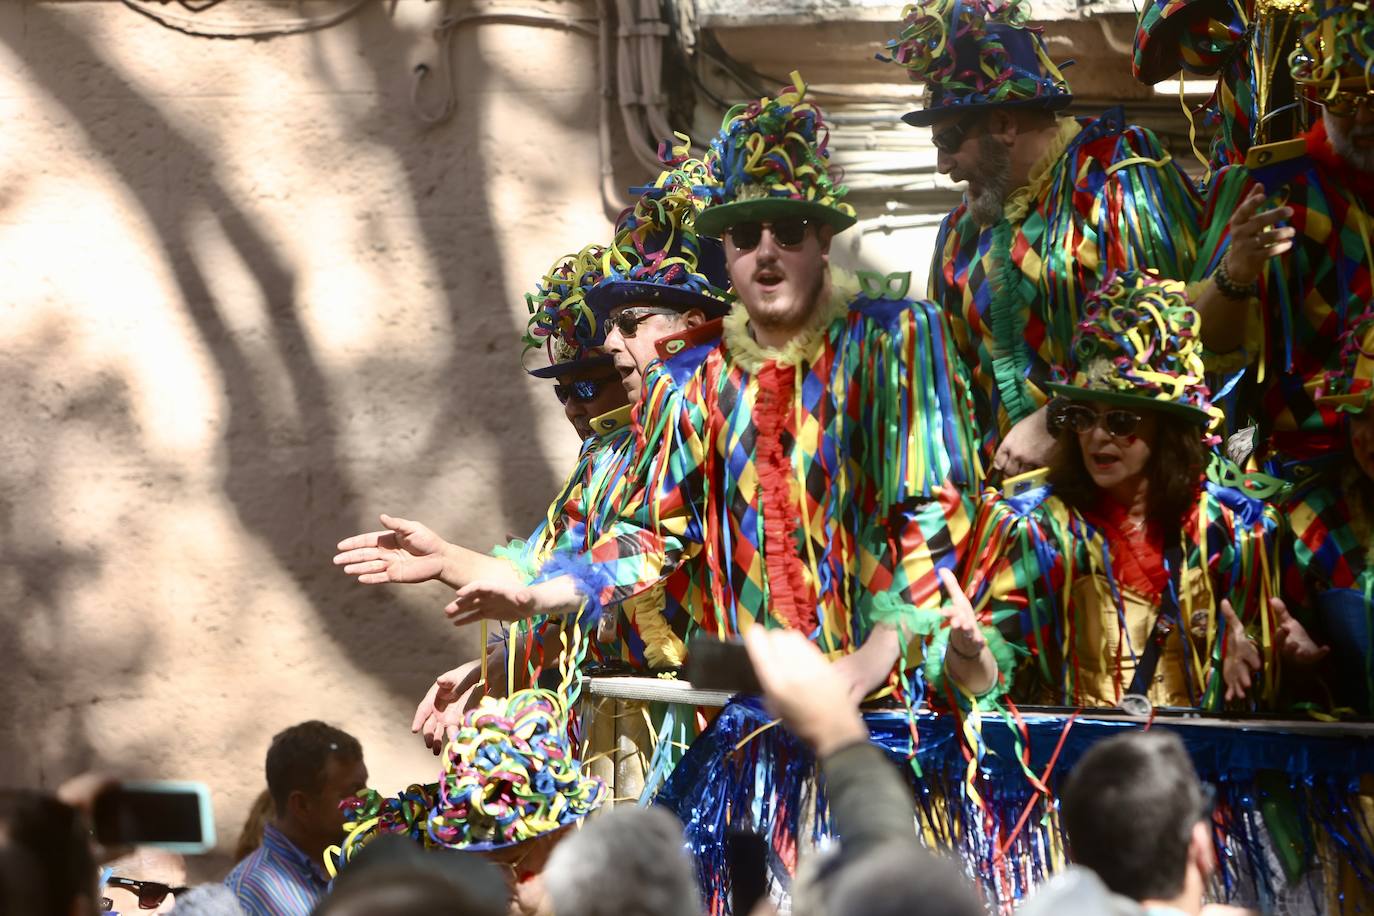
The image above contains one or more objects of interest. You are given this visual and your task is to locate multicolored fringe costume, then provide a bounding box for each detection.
[1193,122,1374,472]
[562,267,982,658]
[928,114,1203,452]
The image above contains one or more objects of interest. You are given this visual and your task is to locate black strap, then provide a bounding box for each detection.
[1126,543,1185,698]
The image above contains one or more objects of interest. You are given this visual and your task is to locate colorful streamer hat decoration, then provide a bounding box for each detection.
[1045,272,1222,428]
[1290,0,1374,91]
[882,0,1073,128]
[523,244,615,379]
[587,146,732,319]
[1316,307,1374,413]
[1132,0,1249,84]
[694,71,858,238]
[426,689,606,851]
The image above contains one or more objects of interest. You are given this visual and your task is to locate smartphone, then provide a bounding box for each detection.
[93,780,217,854]
[684,636,762,694]
[1244,138,1307,196]
[727,829,769,916]
[1002,467,1049,498]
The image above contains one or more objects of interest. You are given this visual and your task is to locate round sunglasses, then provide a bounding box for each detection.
[1317,88,1374,118]
[603,306,682,339]
[931,114,982,154]
[1055,402,1145,438]
[553,376,619,406]
[724,218,813,251]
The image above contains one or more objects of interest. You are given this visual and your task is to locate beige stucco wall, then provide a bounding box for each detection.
[0,0,627,877]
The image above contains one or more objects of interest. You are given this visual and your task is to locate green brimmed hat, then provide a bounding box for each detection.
[587,146,732,318]
[1045,272,1222,428]
[882,0,1073,128]
[522,245,614,379]
[1316,307,1374,413]
[695,71,857,238]
[1290,0,1374,91]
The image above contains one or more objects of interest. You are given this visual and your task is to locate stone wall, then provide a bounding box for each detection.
[0,0,627,877]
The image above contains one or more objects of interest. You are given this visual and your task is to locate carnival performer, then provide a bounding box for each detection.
[884,0,1203,479]
[1283,308,1374,715]
[1181,0,1372,476]
[948,273,1326,712]
[326,687,606,914]
[447,72,986,703]
[333,246,629,748]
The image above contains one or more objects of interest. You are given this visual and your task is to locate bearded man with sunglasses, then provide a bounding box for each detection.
[1168,0,1374,479]
[884,0,1202,483]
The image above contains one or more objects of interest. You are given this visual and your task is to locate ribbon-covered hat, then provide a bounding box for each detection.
[1132,0,1249,84]
[587,148,732,318]
[329,689,606,871]
[883,0,1073,128]
[523,245,615,379]
[1045,272,1222,428]
[694,71,857,238]
[1290,0,1374,91]
[1316,307,1374,414]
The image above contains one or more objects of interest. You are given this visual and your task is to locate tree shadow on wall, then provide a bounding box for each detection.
[0,6,560,730]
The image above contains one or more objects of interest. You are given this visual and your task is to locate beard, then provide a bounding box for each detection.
[1326,110,1374,173]
[968,134,1012,227]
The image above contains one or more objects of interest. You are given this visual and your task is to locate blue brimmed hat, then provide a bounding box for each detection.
[694,72,858,238]
[883,0,1073,128]
[587,147,732,318]
[522,245,614,379]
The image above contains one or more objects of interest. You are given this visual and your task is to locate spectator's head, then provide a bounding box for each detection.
[315,835,507,916]
[265,721,367,854]
[0,788,99,916]
[103,848,187,914]
[540,806,701,916]
[1060,731,1213,907]
[823,846,983,916]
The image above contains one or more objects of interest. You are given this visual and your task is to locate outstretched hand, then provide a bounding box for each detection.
[1221,599,1262,702]
[937,567,996,695]
[1272,597,1331,665]
[334,514,448,585]
[446,581,539,627]
[411,658,487,754]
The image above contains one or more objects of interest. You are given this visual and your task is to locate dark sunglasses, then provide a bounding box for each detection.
[1055,403,1145,438]
[101,876,190,910]
[724,218,812,251]
[1317,88,1374,118]
[553,376,618,405]
[603,306,681,339]
[931,115,981,154]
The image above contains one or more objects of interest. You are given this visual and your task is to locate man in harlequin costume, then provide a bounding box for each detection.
[449,72,988,704]
[333,245,634,748]
[1165,0,1374,478]
[947,272,1327,713]
[883,0,1203,480]
[1283,308,1374,715]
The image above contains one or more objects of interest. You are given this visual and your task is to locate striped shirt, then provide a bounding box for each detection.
[224,824,329,916]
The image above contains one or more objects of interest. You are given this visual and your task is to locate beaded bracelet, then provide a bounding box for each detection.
[1213,257,1257,300]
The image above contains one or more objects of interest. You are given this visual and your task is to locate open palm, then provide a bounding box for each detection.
[333,513,447,584]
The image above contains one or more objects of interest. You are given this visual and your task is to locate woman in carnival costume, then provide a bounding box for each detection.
[883,0,1204,477]
[333,246,630,746]
[949,272,1326,714]
[327,688,607,913]
[1283,308,1374,716]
